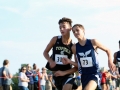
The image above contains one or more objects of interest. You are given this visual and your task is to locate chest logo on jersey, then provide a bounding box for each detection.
[56,46,71,54]
[78,50,93,67]
[60,51,64,55]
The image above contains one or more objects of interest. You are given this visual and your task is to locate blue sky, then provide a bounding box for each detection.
[0,0,120,74]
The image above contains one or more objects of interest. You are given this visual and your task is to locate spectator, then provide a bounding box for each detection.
[101,67,107,90]
[106,70,112,90]
[2,59,12,90]
[9,79,14,90]
[75,73,82,90]
[110,70,117,89]
[36,68,41,90]
[116,67,120,90]
[45,75,52,90]
[10,84,12,90]
[26,64,34,90]
[33,63,39,90]
[0,67,3,90]
[18,66,29,90]
[40,67,48,90]
[76,73,81,86]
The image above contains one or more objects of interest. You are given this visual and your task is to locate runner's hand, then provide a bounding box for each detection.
[108,61,116,72]
[62,57,70,65]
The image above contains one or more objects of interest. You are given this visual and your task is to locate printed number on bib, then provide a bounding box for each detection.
[55,54,68,65]
[80,57,93,67]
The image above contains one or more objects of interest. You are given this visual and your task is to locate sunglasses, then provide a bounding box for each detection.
[22,69,26,70]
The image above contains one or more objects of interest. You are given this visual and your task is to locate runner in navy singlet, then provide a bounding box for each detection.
[113,40,120,90]
[62,24,116,90]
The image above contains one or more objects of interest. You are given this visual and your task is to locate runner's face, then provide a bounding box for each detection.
[72,26,84,39]
[59,22,71,36]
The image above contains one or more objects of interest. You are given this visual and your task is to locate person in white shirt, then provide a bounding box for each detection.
[18,66,29,90]
[40,67,48,90]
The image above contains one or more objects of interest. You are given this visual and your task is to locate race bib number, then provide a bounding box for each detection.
[80,57,93,67]
[55,54,68,65]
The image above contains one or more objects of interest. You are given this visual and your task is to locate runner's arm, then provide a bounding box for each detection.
[91,39,115,71]
[91,39,112,63]
[67,44,78,67]
[43,36,57,63]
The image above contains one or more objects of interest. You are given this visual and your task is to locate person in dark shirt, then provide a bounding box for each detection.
[33,63,39,90]
[26,64,34,90]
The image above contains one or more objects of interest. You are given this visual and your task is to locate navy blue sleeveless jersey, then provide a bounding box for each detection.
[76,39,99,75]
[116,51,120,74]
[46,36,73,71]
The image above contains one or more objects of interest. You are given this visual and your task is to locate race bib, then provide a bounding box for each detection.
[80,57,93,67]
[55,54,68,65]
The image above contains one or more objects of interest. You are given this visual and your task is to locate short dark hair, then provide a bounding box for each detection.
[33,63,36,66]
[119,40,120,44]
[58,17,72,26]
[72,24,85,30]
[3,59,9,66]
[20,66,26,72]
[42,67,46,70]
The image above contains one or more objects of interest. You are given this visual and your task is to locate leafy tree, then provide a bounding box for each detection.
[21,64,27,67]
[46,69,52,74]
[11,72,20,90]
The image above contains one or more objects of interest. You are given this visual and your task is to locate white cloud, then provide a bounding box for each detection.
[89,10,120,24]
[0,6,20,14]
[21,0,120,18]
[63,0,120,8]
[22,1,43,18]
[87,24,119,33]
[0,40,52,74]
[0,40,49,54]
[1,0,120,18]
[32,0,120,9]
